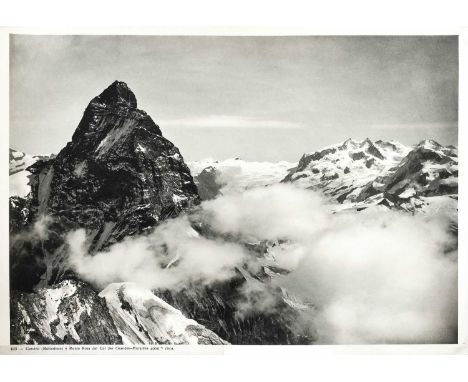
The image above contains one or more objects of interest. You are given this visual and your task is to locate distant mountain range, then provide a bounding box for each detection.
[283,137,457,213]
[190,137,457,215]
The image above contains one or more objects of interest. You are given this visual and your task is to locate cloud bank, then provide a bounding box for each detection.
[160,115,305,129]
[66,184,457,344]
[67,216,252,290]
[278,209,457,344]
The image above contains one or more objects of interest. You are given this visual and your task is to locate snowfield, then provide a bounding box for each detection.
[189,158,295,197]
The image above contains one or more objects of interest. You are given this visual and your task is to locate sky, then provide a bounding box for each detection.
[10,35,458,162]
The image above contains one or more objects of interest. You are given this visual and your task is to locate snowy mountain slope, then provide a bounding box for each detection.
[9,149,53,197]
[9,149,56,233]
[100,283,228,345]
[10,149,36,176]
[283,138,458,214]
[282,138,411,203]
[10,280,122,344]
[340,140,458,214]
[356,139,457,202]
[189,158,295,199]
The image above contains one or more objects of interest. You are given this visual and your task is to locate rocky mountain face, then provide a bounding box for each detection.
[156,269,314,345]
[191,166,221,200]
[31,81,199,248]
[11,280,122,344]
[10,81,199,292]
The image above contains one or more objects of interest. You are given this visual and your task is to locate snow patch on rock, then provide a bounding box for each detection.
[99,282,228,345]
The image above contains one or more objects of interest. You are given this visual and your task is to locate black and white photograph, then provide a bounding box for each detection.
[5,33,461,349]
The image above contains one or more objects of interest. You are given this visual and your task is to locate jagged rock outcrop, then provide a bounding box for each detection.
[10,196,30,234]
[193,166,222,200]
[10,81,199,291]
[100,283,228,345]
[10,280,122,344]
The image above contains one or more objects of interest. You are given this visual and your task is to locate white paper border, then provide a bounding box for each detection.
[1,26,466,355]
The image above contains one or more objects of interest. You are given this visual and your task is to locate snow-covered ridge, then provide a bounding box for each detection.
[306,138,409,158]
[281,138,457,214]
[351,139,458,212]
[99,282,228,345]
[282,138,411,203]
[9,148,54,198]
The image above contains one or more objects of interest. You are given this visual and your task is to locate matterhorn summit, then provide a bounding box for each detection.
[10,81,199,291]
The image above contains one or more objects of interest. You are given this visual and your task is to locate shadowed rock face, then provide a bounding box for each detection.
[194,166,223,200]
[9,196,30,234]
[11,81,199,291]
[30,81,199,243]
[156,274,316,345]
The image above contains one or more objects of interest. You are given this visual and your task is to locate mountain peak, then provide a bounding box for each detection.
[11,79,199,290]
[416,139,442,150]
[341,138,358,147]
[340,138,375,151]
[93,81,137,109]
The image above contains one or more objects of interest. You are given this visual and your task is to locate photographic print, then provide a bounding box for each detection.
[8,34,458,347]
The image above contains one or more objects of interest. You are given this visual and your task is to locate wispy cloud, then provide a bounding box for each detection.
[372,122,457,130]
[159,115,305,129]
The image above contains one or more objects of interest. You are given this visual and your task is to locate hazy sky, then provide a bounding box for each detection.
[10,35,458,161]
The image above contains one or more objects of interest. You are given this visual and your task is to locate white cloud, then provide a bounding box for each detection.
[67,216,250,291]
[197,184,330,242]
[278,208,457,344]
[160,115,305,129]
